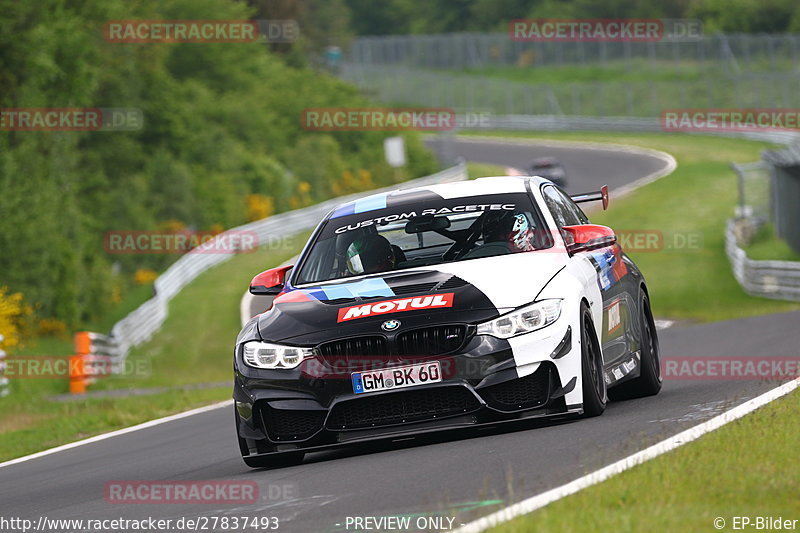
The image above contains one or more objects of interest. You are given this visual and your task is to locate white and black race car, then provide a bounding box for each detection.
[234,176,661,467]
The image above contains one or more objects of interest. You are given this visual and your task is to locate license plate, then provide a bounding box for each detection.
[352,361,442,394]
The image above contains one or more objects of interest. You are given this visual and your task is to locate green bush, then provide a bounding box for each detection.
[0,0,437,327]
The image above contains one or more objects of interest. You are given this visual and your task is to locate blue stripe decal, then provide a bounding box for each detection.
[353,194,387,214]
[305,289,327,301]
[320,278,394,300]
[330,203,355,219]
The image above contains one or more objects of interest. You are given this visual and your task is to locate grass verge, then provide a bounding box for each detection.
[744,223,800,262]
[468,162,506,179]
[489,387,800,533]
[462,131,800,322]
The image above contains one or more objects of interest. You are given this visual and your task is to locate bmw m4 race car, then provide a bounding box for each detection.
[234,176,662,468]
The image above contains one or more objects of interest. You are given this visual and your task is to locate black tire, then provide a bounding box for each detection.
[609,292,662,400]
[580,302,607,417]
[235,407,306,469]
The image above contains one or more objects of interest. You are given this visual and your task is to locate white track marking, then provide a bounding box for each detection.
[654,319,674,330]
[0,400,232,469]
[454,377,800,533]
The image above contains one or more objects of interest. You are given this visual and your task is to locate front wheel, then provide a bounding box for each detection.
[580,303,607,417]
[609,292,662,400]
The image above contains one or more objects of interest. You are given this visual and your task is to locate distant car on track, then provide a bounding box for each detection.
[233,176,661,467]
[527,157,568,188]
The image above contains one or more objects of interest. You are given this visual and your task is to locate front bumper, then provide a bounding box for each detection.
[234,325,581,455]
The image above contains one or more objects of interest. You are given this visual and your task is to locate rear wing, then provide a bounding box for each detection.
[570,184,609,210]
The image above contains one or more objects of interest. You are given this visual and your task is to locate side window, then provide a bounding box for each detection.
[555,188,590,224]
[542,185,580,228]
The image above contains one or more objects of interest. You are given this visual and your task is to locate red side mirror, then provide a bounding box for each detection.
[561,224,616,254]
[250,265,293,295]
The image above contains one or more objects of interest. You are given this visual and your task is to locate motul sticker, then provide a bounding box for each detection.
[337,293,454,322]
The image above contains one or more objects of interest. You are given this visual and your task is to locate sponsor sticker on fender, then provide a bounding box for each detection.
[337,293,454,322]
[607,301,621,334]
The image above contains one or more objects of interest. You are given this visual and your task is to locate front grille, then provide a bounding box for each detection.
[258,404,325,442]
[396,325,467,356]
[326,386,480,430]
[480,363,555,412]
[318,336,388,357]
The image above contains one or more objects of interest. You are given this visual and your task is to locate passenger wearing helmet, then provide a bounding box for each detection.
[345,233,396,275]
[464,211,535,258]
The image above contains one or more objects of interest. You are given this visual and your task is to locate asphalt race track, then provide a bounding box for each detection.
[424,135,670,194]
[2,137,797,533]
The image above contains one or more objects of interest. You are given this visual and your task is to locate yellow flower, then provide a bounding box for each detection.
[245,194,275,222]
[134,269,158,285]
[0,287,33,351]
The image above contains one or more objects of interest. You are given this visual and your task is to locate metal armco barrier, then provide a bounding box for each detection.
[70,331,124,395]
[103,163,468,368]
[0,335,8,398]
[725,220,800,302]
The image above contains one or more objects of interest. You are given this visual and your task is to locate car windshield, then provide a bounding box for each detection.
[294,192,552,285]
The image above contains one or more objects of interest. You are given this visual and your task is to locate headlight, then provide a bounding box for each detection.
[242,341,313,369]
[477,299,562,339]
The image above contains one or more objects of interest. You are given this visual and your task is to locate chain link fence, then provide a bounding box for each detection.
[349,33,800,73]
[342,33,800,118]
[342,63,800,117]
[732,161,772,222]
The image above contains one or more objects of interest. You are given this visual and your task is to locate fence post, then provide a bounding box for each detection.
[70,331,90,395]
[0,335,8,398]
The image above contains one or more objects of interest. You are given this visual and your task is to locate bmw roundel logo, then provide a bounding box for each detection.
[381,319,401,331]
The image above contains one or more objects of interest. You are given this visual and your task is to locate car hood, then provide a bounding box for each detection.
[257,252,567,343]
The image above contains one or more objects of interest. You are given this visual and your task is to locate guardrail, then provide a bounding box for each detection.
[69,331,125,394]
[725,219,800,301]
[106,162,468,364]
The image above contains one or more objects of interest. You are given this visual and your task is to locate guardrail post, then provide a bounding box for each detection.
[0,334,8,398]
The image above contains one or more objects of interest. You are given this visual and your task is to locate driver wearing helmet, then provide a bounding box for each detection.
[345,233,396,275]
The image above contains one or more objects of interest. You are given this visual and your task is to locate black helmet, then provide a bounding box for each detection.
[345,234,395,275]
